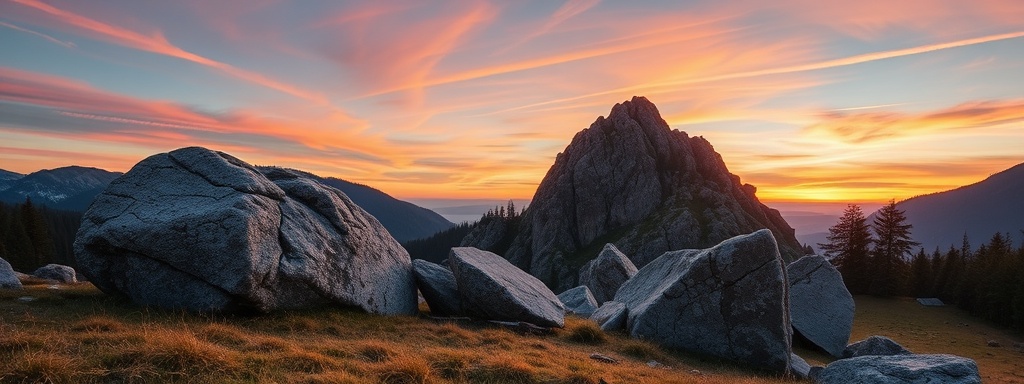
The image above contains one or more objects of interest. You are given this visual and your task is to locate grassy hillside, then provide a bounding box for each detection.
[1,284,1021,383]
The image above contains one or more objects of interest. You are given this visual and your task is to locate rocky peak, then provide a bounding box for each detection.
[463,96,803,291]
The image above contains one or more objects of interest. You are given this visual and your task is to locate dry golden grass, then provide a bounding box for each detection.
[2,284,1019,383]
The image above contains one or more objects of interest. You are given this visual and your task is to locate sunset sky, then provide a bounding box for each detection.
[2,0,1023,205]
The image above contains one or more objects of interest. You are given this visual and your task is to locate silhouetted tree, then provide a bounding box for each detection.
[908,248,931,297]
[867,200,918,296]
[819,204,873,294]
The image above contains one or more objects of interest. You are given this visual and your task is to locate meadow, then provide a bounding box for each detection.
[1,281,1020,383]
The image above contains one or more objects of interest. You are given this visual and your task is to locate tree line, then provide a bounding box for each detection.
[820,200,1024,330]
[0,198,82,273]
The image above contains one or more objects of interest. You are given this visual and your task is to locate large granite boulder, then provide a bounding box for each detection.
[589,301,627,331]
[460,97,802,291]
[412,259,462,316]
[557,286,599,317]
[817,354,980,384]
[578,243,637,304]
[614,229,792,373]
[0,258,21,289]
[788,255,853,357]
[448,247,564,327]
[32,264,77,283]
[843,336,912,358]
[74,147,417,315]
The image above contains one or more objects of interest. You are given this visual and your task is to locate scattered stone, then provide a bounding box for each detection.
[32,264,77,284]
[808,366,824,382]
[0,258,21,290]
[449,247,564,328]
[843,336,912,358]
[558,286,599,317]
[589,353,618,364]
[987,340,1001,348]
[787,255,854,358]
[487,320,554,335]
[578,244,638,304]
[689,370,702,376]
[645,360,670,369]
[75,147,418,315]
[412,259,462,317]
[17,296,36,303]
[589,301,627,332]
[614,230,792,374]
[817,354,981,384]
[916,297,945,307]
[790,353,811,379]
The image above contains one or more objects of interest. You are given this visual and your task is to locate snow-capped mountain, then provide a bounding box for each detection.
[0,166,122,211]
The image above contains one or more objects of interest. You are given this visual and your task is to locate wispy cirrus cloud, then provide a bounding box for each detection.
[806,99,1024,143]
[0,20,74,47]
[8,0,331,105]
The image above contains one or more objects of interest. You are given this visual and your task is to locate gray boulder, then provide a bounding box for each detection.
[844,336,912,358]
[557,286,599,317]
[578,243,638,304]
[0,258,21,289]
[817,354,980,384]
[448,247,564,327]
[412,259,462,316]
[32,264,77,283]
[614,229,792,373]
[788,255,853,357]
[589,301,627,331]
[75,147,417,315]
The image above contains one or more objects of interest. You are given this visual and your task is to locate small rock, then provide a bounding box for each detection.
[645,360,670,370]
[557,286,599,317]
[689,369,702,376]
[32,264,77,284]
[412,259,463,317]
[790,353,812,379]
[17,296,36,302]
[0,258,21,290]
[916,297,945,306]
[578,243,638,304]
[589,301,627,332]
[987,340,1000,348]
[589,353,618,364]
[843,335,912,358]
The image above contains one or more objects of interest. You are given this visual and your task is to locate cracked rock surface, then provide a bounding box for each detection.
[614,229,792,374]
[818,354,980,384]
[74,147,417,315]
[788,255,854,358]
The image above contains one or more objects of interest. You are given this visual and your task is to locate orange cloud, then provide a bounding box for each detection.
[806,99,1024,143]
[9,0,330,105]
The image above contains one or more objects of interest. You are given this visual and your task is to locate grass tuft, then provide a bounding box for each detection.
[618,339,666,361]
[469,353,538,384]
[563,320,607,345]
[377,355,431,384]
[71,315,126,333]
[425,348,474,381]
[4,351,83,383]
[356,341,396,363]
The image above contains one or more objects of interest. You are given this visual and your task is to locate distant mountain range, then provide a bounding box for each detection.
[793,162,1024,253]
[887,162,1024,251]
[0,165,453,243]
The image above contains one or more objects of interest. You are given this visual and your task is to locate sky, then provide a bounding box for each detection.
[1,0,1023,207]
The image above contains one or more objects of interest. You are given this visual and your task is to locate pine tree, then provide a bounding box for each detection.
[909,248,931,297]
[819,204,873,294]
[869,199,919,296]
[20,197,55,270]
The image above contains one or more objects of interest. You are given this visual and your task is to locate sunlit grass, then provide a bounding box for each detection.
[1,284,1019,383]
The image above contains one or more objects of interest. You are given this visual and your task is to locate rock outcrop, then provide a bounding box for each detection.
[448,247,564,327]
[461,96,802,291]
[0,258,21,289]
[557,286,598,317]
[32,264,77,283]
[614,229,792,373]
[75,147,417,315]
[843,336,912,358]
[578,243,637,304]
[412,259,462,316]
[590,301,627,331]
[788,255,853,357]
[817,354,980,384]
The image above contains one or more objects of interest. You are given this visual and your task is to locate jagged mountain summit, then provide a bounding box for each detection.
[881,161,1024,251]
[462,96,803,291]
[0,166,122,211]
